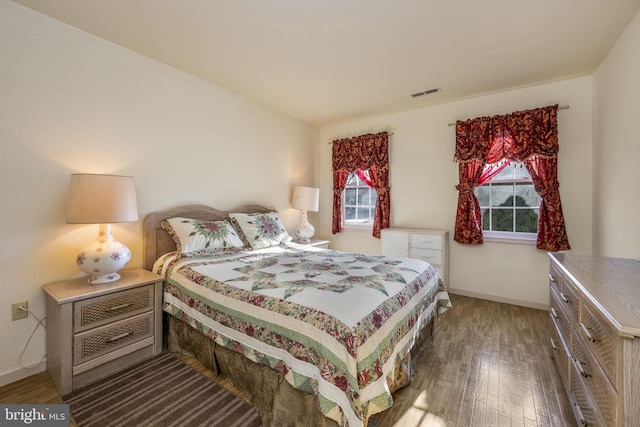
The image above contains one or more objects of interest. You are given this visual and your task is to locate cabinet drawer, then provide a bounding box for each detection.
[549,318,570,389]
[571,329,616,426]
[550,286,573,340]
[569,359,599,427]
[410,248,442,265]
[552,269,580,321]
[74,312,154,365]
[410,234,442,250]
[74,285,155,332]
[580,301,617,385]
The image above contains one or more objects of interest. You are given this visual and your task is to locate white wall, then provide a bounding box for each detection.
[318,77,594,310]
[0,1,318,385]
[593,9,640,259]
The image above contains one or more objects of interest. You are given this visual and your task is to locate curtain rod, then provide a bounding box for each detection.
[447,104,570,127]
[328,132,393,144]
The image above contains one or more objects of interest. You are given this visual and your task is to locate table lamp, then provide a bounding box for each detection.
[292,186,319,243]
[66,174,138,284]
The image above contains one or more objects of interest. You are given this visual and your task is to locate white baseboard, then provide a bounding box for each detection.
[0,359,46,388]
[448,288,549,311]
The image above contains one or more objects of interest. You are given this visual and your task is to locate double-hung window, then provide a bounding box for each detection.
[342,171,377,228]
[474,162,540,241]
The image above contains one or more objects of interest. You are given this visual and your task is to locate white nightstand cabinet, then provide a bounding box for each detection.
[381,228,449,288]
[43,268,163,395]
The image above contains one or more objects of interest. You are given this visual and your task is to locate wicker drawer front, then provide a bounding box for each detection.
[571,330,617,426]
[550,287,572,340]
[550,264,580,321]
[569,360,599,427]
[74,285,154,332]
[549,317,570,389]
[580,301,617,384]
[74,312,154,365]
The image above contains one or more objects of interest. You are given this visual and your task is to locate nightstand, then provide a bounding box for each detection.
[302,239,330,249]
[42,268,163,395]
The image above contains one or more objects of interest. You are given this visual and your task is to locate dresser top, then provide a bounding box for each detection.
[549,253,640,337]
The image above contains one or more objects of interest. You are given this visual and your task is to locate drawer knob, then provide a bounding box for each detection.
[558,292,571,304]
[107,331,132,342]
[548,274,558,283]
[106,303,132,312]
[580,323,601,343]
[550,307,560,319]
[549,338,560,351]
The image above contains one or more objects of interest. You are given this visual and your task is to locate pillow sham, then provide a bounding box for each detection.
[229,211,292,249]
[161,217,246,256]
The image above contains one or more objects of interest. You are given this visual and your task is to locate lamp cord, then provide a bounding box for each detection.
[17,306,47,369]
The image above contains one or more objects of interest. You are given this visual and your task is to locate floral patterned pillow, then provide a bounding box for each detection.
[229,212,292,249]
[161,217,247,256]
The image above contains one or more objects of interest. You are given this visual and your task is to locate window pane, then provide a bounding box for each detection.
[476,185,490,206]
[493,162,515,180]
[515,183,540,207]
[481,208,490,230]
[357,188,372,205]
[370,190,377,204]
[516,209,539,233]
[491,183,514,207]
[344,188,357,205]
[491,208,513,231]
[346,173,359,186]
[357,208,371,222]
[513,162,530,179]
[345,207,356,221]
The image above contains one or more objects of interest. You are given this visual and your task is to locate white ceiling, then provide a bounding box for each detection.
[12,0,640,126]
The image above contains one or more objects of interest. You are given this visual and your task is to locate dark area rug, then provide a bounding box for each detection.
[63,352,262,427]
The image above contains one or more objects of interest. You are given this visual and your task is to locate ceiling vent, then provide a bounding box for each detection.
[411,87,441,98]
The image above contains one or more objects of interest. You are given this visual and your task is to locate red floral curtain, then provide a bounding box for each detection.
[454,105,570,251]
[332,132,390,238]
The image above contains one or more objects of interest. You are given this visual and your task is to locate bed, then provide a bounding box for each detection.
[143,204,450,427]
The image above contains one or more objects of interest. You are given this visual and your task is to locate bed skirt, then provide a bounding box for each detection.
[165,314,435,427]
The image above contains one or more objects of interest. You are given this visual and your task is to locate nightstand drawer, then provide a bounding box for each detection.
[74,311,154,365]
[74,285,154,332]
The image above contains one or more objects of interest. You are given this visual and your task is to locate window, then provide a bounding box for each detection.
[342,171,377,227]
[474,162,540,240]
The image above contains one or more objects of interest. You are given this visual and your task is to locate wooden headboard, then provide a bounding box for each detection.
[142,204,272,271]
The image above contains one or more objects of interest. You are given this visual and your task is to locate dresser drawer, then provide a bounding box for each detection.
[410,234,442,250]
[74,311,154,365]
[569,359,599,427]
[74,285,155,332]
[571,329,616,426]
[411,248,442,265]
[549,318,570,389]
[550,286,573,340]
[551,266,580,322]
[580,300,617,385]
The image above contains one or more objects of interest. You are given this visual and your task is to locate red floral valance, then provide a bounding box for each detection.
[454,105,570,251]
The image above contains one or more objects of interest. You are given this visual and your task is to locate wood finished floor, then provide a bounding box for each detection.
[0,294,574,427]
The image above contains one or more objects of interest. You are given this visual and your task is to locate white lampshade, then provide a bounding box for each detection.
[292,186,319,212]
[66,174,138,284]
[292,186,319,243]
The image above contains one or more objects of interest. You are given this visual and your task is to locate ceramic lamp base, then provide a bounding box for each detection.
[76,224,131,284]
[294,210,315,243]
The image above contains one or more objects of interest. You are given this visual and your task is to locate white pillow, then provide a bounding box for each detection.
[229,212,292,249]
[162,217,246,256]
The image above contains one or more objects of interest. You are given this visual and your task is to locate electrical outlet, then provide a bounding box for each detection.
[11,301,28,321]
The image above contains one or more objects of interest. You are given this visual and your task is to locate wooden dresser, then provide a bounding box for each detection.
[548,253,640,426]
[381,228,448,288]
[43,268,163,395]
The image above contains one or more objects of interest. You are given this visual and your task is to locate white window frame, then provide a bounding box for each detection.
[341,171,377,230]
[476,162,539,245]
